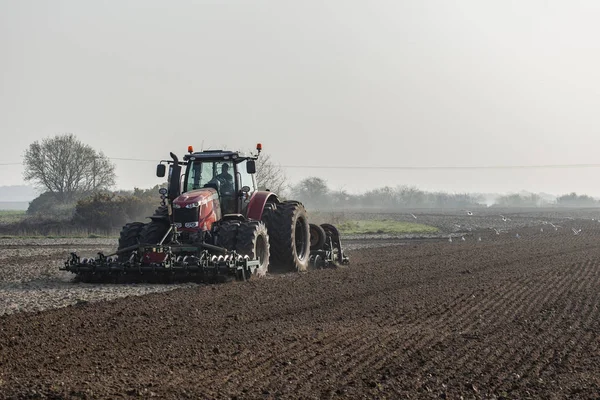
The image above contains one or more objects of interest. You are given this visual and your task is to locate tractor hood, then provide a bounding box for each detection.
[173,188,218,208]
[172,188,221,231]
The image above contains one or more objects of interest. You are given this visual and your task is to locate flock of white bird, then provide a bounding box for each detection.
[409,210,589,243]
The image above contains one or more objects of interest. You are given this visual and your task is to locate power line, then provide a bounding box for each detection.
[0,157,157,165]
[279,163,600,170]
[99,159,600,169]
[108,157,157,162]
[3,158,600,170]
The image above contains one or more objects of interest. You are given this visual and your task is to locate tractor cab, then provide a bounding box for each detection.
[155,146,261,234]
[181,150,257,215]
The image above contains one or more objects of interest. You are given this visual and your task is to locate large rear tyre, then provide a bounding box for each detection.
[236,221,270,277]
[117,222,146,262]
[266,201,310,272]
[139,220,171,245]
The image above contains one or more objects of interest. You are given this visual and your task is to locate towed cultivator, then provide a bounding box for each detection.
[63,245,261,283]
[62,143,348,283]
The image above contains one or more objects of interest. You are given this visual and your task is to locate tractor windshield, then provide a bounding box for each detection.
[185,160,235,193]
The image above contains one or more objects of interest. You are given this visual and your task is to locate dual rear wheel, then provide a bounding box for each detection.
[261,201,310,273]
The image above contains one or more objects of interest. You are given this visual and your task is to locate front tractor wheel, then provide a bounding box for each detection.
[139,220,171,245]
[215,220,242,250]
[266,201,310,272]
[117,222,146,262]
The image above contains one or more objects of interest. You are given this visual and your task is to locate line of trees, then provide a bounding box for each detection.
[288,177,486,210]
[493,192,600,208]
[288,178,600,209]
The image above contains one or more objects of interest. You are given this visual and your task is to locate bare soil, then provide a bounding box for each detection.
[1,210,600,399]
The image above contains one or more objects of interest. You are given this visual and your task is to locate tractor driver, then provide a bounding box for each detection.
[215,163,235,213]
[215,163,234,191]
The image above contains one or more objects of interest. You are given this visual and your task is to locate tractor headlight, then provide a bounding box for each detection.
[173,203,182,209]
[185,202,200,208]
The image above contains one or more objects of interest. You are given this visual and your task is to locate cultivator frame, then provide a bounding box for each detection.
[62,243,260,283]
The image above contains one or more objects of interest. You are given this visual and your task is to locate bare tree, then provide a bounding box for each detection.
[255,153,288,195]
[23,134,116,201]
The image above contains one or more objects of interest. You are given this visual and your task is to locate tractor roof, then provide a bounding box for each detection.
[183,149,252,162]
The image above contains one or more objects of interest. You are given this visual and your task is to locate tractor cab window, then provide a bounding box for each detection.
[213,161,235,194]
[185,160,235,192]
[185,160,236,214]
[186,161,212,191]
[236,160,256,193]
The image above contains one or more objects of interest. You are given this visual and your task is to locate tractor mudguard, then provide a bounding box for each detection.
[247,191,280,220]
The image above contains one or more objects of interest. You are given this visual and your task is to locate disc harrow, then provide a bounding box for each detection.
[62,243,260,283]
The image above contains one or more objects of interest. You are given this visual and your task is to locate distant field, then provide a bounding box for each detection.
[0,210,27,224]
[337,219,438,234]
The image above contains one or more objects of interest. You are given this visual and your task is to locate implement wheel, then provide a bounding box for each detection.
[309,223,326,251]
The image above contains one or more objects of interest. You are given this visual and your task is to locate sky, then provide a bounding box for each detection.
[2,0,600,197]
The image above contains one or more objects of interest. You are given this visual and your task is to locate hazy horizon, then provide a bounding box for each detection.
[3,1,600,196]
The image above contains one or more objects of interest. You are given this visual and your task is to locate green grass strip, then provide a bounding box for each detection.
[337,219,438,234]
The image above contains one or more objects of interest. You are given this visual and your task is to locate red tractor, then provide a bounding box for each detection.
[63,144,348,282]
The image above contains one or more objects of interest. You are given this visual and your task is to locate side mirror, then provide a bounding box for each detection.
[156,164,166,177]
[168,164,182,200]
[246,160,256,174]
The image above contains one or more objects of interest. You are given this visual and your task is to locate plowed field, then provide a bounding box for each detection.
[2,211,600,399]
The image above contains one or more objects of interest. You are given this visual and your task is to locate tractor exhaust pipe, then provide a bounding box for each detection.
[168,152,182,201]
